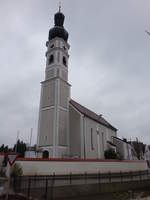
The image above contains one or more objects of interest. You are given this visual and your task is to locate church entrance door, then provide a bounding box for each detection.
[43,151,49,158]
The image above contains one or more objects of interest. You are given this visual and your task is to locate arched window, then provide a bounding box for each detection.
[43,151,49,158]
[49,54,54,65]
[63,56,67,66]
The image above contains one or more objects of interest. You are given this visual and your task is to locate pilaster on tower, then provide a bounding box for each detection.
[37,8,71,158]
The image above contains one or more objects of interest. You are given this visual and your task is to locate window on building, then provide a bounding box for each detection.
[102,132,105,151]
[49,54,54,64]
[91,128,94,150]
[43,151,49,158]
[50,44,54,48]
[63,56,67,66]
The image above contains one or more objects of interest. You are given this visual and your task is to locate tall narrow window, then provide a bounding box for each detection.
[63,56,67,66]
[49,54,54,65]
[102,132,105,152]
[91,128,94,150]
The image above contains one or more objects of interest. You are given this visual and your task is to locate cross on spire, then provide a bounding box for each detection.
[59,1,61,12]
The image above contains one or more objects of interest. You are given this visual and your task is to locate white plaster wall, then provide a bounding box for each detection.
[38,108,54,147]
[84,117,99,159]
[25,151,37,158]
[15,160,148,176]
[113,138,125,158]
[84,117,117,159]
[69,105,81,157]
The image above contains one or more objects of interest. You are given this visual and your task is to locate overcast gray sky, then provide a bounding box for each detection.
[0,0,150,147]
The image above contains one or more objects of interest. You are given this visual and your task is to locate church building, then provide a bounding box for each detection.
[37,7,117,159]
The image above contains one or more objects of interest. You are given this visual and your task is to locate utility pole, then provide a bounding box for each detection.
[15,130,19,153]
[29,128,33,157]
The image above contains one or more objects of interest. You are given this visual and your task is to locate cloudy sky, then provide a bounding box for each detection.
[0,0,150,147]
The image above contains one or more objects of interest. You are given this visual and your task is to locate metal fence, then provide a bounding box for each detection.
[12,170,150,200]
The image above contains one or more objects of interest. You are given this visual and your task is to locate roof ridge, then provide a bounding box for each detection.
[70,99,117,131]
[70,99,99,117]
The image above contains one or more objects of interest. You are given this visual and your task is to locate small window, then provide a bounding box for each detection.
[63,56,67,66]
[91,128,94,150]
[50,44,54,48]
[49,55,54,65]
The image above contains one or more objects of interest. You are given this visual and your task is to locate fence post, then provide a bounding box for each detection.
[130,171,133,181]
[34,175,37,182]
[50,173,55,200]
[27,178,31,198]
[18,176,22,193]
[109,172,111,183]
[98,171,101,192]
[13,177,16,193]
[84,172,87,184]
[139,171,142,181]
[98,171,101,184]
[45,178,48,200]
[147,170,149,180]
[120,171,123,182]
[70,172,72,185]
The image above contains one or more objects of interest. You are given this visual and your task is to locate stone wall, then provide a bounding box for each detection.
[11,158,148,176]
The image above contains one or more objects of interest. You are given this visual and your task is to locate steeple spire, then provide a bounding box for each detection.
[59,1,61,12]
[48,3,69,42]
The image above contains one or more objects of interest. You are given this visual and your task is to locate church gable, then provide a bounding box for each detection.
[70,99,117,132]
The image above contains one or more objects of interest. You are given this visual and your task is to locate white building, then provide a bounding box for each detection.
[37,8,117,159]
[112,137,137,160]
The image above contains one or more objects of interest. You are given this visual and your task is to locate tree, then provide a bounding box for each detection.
[0,144,8,153]
[13,140,26,157]
[104,148,118,159]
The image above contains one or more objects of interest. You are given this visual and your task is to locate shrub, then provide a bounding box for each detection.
[104,148,118,159]
[0,168,6,177]
[10,163,23,177]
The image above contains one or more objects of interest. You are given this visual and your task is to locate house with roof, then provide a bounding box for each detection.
[112,137,137,160]
[36,8,118,159]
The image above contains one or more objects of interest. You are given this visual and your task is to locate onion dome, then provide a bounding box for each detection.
[48,10,69,42]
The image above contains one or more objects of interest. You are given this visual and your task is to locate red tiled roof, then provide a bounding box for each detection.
[70,99,117,131]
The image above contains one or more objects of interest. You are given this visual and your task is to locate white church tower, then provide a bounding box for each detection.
[37,7,70,158]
